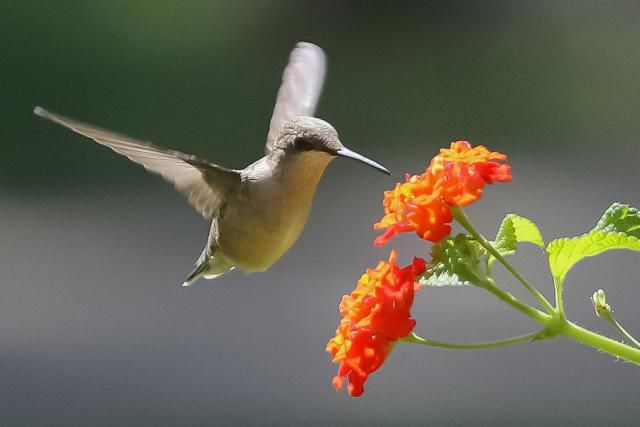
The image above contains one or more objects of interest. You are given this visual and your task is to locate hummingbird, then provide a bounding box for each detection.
[34,42,390,287]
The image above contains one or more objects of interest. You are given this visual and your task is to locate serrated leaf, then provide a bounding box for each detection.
[420,234,487,287]
[493,213,544,257]
[547,203,640,285]
[593,203,640,238]
[547,231,640,282]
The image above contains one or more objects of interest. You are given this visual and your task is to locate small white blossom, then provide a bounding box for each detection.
[591,289,611,317]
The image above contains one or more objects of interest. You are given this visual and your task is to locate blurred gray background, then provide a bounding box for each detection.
[1,1,640,425]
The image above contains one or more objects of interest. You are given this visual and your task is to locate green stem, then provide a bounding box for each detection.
[553,276,565,315]
[451,207,555,314]
[403,330,546,350]
[482,278,551,324]
[601,312,640,349]
[560,320,640,365]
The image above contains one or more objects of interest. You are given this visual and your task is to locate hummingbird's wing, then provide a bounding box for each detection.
[34,107,240,220]
[265,42,327,154]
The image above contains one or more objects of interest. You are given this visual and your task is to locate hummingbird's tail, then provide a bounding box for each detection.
[181,250,235,287]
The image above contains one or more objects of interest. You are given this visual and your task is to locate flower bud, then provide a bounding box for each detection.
[591,289,611,317]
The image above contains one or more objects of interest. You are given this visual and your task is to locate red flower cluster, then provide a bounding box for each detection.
[327,142,511,397]
[326,250,425,397]
[374,141,511,246]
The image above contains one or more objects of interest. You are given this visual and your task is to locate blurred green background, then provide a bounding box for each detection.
[1,1,640,425]
[6,0,640,190]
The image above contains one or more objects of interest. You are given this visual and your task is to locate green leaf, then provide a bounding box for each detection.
[420,234,487,287]
[547,231,640,283]
[593,203,640,238]
[492,213,544,258]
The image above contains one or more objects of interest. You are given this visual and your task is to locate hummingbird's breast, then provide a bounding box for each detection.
[216,152,333,272]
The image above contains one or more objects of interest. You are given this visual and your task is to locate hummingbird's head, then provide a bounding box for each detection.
[278,116,391,175]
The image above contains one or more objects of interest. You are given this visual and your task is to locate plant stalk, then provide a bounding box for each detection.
[404,330,546,350]
[560,320,640,365]
[451,207,555,314]
[600,312,640,349]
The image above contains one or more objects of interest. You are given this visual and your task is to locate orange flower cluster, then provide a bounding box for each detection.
[326,250,426,397]
[374,141,511,246]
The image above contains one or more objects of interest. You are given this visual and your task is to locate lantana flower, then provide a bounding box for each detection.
[374,141,511,246]
[326,250,425,397]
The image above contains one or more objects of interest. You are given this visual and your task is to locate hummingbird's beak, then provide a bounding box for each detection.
[336,147,392,175]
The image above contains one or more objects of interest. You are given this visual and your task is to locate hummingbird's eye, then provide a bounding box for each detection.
[294,137,314,151]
